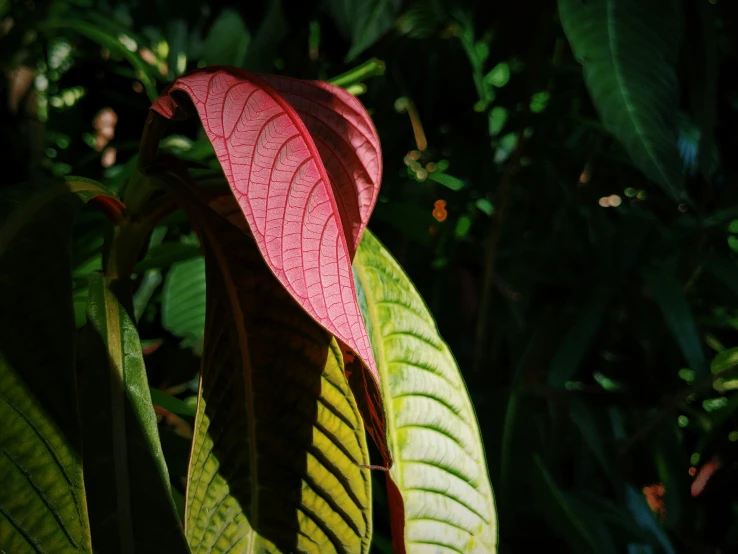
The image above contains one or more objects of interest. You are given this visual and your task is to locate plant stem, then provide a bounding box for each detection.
[329,58,386,88]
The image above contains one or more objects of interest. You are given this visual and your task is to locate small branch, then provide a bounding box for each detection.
[328,58,385,88]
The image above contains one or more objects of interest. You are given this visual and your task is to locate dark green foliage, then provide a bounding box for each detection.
[3,0,738,552]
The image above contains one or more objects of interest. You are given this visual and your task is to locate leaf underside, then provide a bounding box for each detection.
[353,231,497,554]
[559,0,684,200]
[179,190,372,554]
[151,67,379,384]
[151,67,391,465]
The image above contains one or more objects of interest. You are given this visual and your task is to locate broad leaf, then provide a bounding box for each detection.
[327,0,402,61]
[150,67,389,462]
[203,9,250,68]
[0,178,121,553]
[559,0,684,200]
[76,275,190,553]
[353,230,497,554]
[170,187,373,553]
[162,256,207,341]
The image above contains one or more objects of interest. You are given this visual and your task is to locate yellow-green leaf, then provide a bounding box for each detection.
[0,178,119,553]
[353,230,497,554]
[177,191,372,553]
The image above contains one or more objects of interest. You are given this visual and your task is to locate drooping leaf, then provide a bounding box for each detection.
[558,0,684,200]
[168,187,373,553]
[0,178,121,553]
[150,67,389,462]
[203,9,250,68]
[353,230,497,554]
[327,0,403,61]
[76,275,190,553]
[259,74,382,253]
[162,256,207,341]
[642,266,705,375]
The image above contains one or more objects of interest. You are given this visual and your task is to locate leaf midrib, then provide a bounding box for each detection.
[352,257,402,494]
[605,0,673,191]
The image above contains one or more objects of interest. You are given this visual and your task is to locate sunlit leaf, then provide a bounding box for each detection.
[151,67,389,462]
[353,230,497,554]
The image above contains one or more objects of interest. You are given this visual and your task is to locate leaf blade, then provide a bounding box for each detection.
[353,230,497,554]
[151,67,377,381]
[0,179,119,553]
[175,191,373,553]
[77,275,190,553]
[559,0,684,200]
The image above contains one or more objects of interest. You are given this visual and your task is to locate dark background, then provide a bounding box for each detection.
[3,0,738,552]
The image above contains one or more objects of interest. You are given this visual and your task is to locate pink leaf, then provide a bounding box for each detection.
[261,75,381,255]
[151,67,382,407]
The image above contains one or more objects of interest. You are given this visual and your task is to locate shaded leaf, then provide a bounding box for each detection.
[558,0,684,200]
[0,178,120,553]
[353,230,497,554]
[171,189,373,553]
[327,0,402,61]
[642,266,705,375]
[203,9,250,68]
[76,275,189,553]
[242,0,288,73]
[134,242,203,273]
[530,455,598,554]
[547,286,613,387]
[162,256,206,341]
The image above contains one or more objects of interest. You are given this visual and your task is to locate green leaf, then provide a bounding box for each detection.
[0,178,118,553]
[530,455,599,554]
[202,9,250,67]
[642,266,705,375]
[174,191,372,552]
[353,230,497,553]
[243,0,288,73]
[327,0,402,61]
[710,347,738,374]
[134,242,203,273]
[548,286,613,387]
[150,387,197,417]
[558,0,684,200]
[162,256,207,341]
[76,275,190,553]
